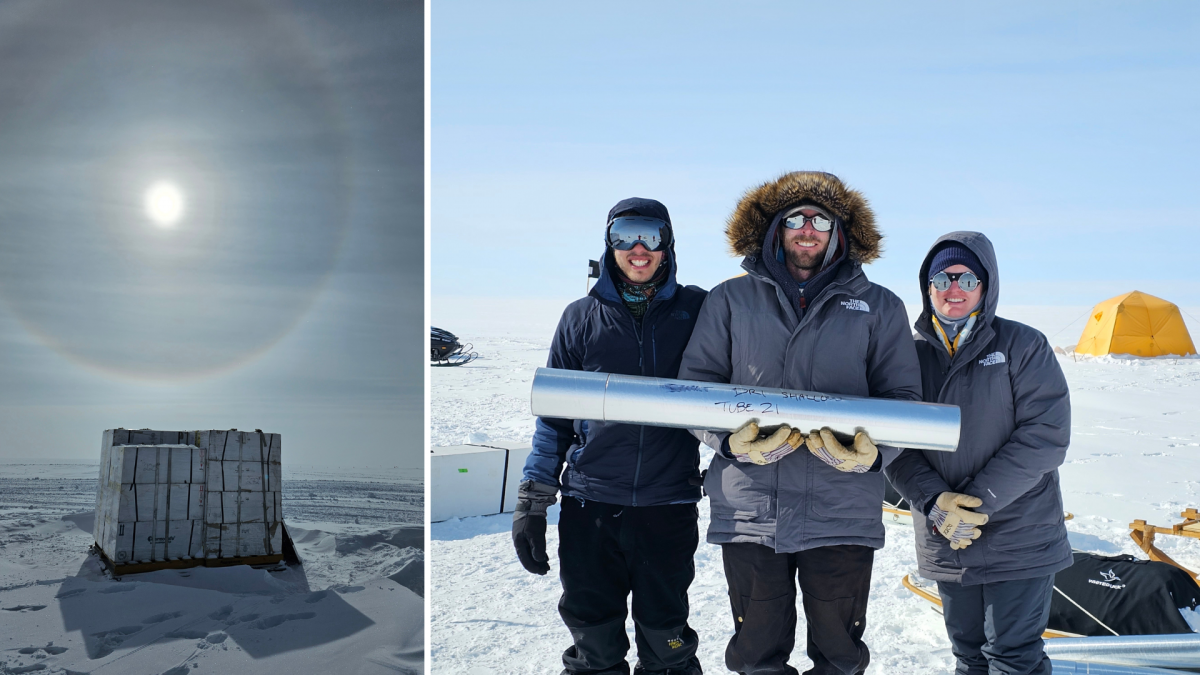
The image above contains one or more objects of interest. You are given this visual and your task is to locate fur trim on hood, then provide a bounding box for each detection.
[725,171,882,264]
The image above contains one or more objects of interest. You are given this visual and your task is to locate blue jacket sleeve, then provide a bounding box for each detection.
[523,306,583,488]
[884,447,954,516]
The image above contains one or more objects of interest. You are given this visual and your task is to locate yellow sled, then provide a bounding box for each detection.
[901,574,1083,639]
[882,504,912,525]
[1129,508,1200,588]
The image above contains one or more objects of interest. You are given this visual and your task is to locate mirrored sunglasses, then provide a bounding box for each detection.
[783,212,834,232]
[930,271,981,292]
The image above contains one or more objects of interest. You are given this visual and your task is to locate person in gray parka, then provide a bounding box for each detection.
[885,232,1072,675]
[678,172,922,675]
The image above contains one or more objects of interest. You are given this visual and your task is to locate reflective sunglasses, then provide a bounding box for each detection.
[930,271,982,292]
[606,216,673,251]
[783,212,835,232]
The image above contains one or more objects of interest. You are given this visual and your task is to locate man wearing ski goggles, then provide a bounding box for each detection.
[517,198,707,675]
[606,215,674,252]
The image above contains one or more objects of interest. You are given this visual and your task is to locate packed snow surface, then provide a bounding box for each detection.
[0,463,423,675]
[431,297,1200,675]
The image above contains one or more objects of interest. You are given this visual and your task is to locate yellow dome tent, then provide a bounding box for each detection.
[1075,291,1196,357]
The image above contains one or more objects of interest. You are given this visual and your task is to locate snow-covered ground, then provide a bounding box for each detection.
[431,296,1200,675]
[0,463,424,675]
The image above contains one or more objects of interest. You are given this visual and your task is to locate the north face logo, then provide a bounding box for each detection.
[670,310,690,320]
[979,352,1006,366]
[840,299,869,313]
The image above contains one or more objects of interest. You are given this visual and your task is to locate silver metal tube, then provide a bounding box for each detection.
[1045,634,1200,670]
[1051,659,1189,674]
[530,368,961,452]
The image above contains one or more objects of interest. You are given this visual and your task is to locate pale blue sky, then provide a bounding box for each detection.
[433,2,1200,311]
[0,0,423,466]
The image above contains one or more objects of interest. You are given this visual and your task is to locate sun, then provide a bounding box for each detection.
[144,181,185,227]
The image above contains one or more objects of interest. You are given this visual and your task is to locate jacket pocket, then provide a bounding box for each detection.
[730,309,789,382]
[706,457,775,521]
[985,474,1067,554]
[986,524,1064,556]
[809,465,885,519]
[914,518,961,569]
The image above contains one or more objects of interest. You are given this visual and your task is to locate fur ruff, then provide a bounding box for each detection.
[725,171,882,264]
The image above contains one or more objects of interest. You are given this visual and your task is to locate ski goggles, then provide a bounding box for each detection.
[606,216,673,251]
[930,271,982,292]
[782,211,835,232]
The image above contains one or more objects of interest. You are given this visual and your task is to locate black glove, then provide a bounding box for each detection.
[512,480,557,575]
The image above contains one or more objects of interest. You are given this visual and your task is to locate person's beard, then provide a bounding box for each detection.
[785,237,828,272]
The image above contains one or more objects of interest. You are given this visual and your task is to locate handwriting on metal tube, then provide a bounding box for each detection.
[715,401,781,414]
[714,390,843,414]
[660,384,713,393]
[661,382,843,409]
[724,387,841,403]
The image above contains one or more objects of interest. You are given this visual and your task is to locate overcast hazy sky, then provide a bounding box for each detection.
[0,0,423,467]
[433,2,1200,313]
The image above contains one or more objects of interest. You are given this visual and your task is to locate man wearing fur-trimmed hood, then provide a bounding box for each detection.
[678,172,921,675]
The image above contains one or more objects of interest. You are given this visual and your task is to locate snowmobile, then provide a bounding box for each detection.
[431,326,478,367]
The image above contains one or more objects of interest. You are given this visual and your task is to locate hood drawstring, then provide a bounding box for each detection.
[932,310,980,358]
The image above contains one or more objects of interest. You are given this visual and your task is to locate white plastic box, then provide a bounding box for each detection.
[430,443,533,522]
[94,429,284,566]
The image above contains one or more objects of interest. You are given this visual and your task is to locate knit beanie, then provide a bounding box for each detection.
[928,243,986,284]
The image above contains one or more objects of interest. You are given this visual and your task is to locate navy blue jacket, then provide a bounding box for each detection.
[523,246,707,506]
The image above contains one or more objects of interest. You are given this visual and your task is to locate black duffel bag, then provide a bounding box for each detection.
[1049,551,1200,636]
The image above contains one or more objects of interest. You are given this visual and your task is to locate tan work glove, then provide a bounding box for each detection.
[805,428,878,473]
[929,492,989,550]
[728,421,805,466]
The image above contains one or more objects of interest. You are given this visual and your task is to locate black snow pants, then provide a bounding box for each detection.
[721,542,874,675]
[557,497,701,675]
[937,574,1055,675]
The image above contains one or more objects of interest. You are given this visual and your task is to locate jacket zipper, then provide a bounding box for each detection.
[629,304,649,508]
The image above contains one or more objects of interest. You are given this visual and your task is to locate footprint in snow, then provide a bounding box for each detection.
[143,611,185,624]
[303,591,329,604]
[99,584,137,594]
[54,588,86,599]
[88,625,143,658]
[208,605,233,621]
[16,645,67,655]
[6,665,49,674]
[2,605,47,612]
[228,613,260,625]
[206,632,228,644]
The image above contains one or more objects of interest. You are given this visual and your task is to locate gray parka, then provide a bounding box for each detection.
[678,172,922,553]
[885,231,1073,585]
